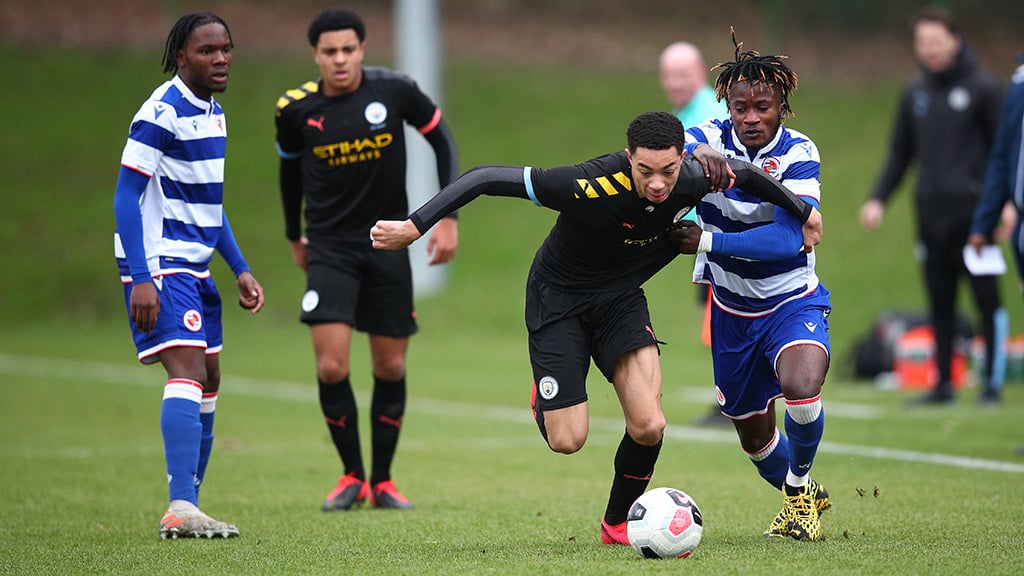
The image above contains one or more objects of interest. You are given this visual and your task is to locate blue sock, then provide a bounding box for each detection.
[161,379,203,505]
[784,397,824,485]
[196,393,217,498]
[748,428,789,490]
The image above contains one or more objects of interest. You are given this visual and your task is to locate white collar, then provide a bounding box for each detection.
[172,75,216,114]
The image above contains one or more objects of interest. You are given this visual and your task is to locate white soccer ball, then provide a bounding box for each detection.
[626,487,703,559]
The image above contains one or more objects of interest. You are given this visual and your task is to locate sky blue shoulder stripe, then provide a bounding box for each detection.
[275,141,303,159]
[524,166,542,206]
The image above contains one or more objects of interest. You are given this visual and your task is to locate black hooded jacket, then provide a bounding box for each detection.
[870,45,1002,211]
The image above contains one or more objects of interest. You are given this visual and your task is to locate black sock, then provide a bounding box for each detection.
[370,375,406,485]
[604,430,662,525]
[319,376,364,480]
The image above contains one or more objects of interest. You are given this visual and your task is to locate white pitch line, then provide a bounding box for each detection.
[3,352,1024,474]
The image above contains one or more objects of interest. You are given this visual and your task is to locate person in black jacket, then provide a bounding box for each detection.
[860,5,1006,406]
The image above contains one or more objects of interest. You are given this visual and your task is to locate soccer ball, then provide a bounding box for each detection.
[626,487,703,559]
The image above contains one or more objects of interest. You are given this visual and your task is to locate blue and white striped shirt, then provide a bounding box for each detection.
[114,75,228,282]
[686,118,822,316]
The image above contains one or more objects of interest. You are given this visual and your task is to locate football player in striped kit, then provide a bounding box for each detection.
[671,34,832,541]
[113,12,264,539]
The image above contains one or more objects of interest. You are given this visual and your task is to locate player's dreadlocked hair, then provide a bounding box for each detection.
[712,28,798,117]
[161,12,232,75]
[626,111,687,153]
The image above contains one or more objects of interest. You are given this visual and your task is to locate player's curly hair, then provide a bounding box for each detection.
[161,12,232,75]
[308,7,366,46]
[626,111,687,153]
[712,28,798,117]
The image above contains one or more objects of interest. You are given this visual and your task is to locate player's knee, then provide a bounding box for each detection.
[546,435,586,454]
[545,425,587,454]
[780,374,823,401]
[627,414,666,446]
[316,357,349,383]
[372,358,406,382]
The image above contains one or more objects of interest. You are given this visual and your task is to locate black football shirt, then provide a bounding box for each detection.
[276,67,441,245]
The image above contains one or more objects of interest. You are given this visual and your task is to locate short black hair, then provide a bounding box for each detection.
[161,12,231,75]
[911,5,959,36]
[308,7,366,46]
[712,29,798,118]
[626,111,687,153]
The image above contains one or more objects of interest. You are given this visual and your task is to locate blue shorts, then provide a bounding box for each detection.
[122,274,223,364]
[711,286,831,419]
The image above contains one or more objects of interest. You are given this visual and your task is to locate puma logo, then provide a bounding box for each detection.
[306,115,325,132]
[324,415,347,428]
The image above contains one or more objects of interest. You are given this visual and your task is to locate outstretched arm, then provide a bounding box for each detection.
[372,165,529,251]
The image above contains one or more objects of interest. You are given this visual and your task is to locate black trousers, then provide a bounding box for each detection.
[917,197,1001,391]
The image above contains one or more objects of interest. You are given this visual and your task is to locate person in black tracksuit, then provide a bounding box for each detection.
[860,6,1006,405]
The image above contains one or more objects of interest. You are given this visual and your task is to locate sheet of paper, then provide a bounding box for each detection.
[962,244,1007,276]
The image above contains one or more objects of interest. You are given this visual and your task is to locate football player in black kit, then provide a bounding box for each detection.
[275,7,460,511]
[371,111,823,545]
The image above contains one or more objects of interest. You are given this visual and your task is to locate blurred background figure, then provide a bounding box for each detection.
[969,54,1024,421]
[859,5,1007,406]
[660,41,731,427]
[660,41,728,131]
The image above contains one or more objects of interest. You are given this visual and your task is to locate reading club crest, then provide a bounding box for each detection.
[761,157,781,178]
[183,309,202,332]
[365,101,388,126]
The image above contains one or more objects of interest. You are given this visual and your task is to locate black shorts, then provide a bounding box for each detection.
[525,273,659,411]
[300,242,417,337]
